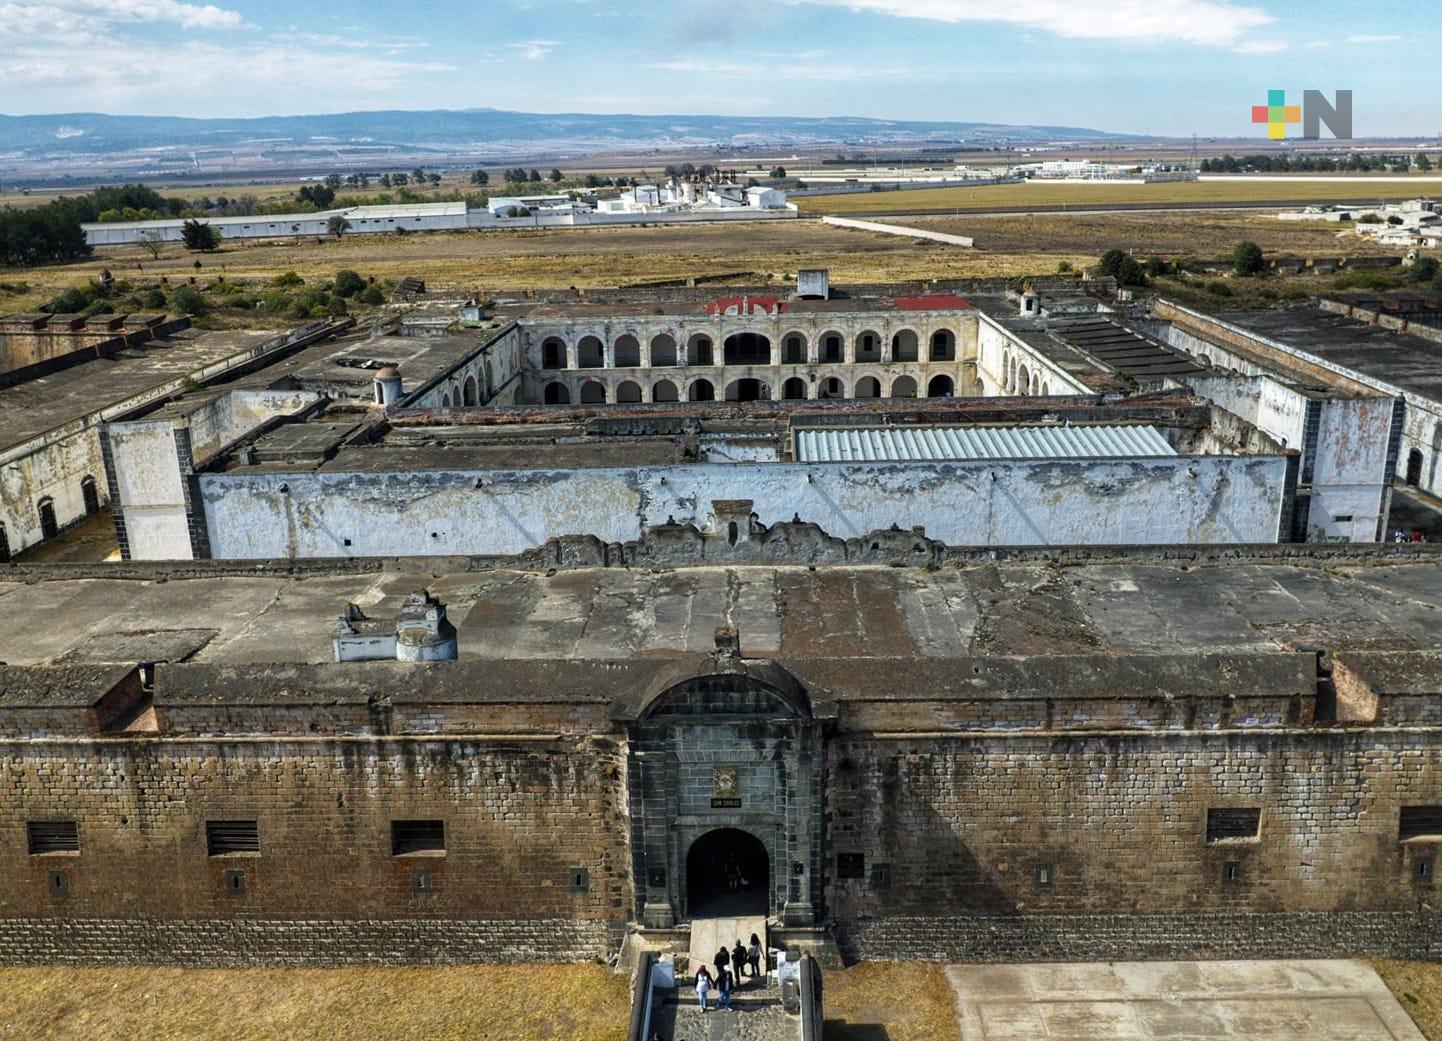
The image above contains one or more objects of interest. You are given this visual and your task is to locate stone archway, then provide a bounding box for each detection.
[686,828,769,917]
[622,660,822,929]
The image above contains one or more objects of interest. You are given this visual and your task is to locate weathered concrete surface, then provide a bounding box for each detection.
[947,959,1425,1041]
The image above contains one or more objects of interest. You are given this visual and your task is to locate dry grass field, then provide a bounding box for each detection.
[797,177,1442,214]
[898,211,1392,259]
[0,210,1414,323]
[823,963,962,1041]
[0,220,1082,317]
[0,963,632,1041]
[1371,959,1442,1041]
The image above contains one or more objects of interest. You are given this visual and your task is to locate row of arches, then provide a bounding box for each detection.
[538,329,958,371]
[542,374,955,405]
[1000,349,1053,397]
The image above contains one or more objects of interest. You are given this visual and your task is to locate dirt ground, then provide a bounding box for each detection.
[0,963,632,1041]
[1371,959,1442,1040]
[823,963,961,1041]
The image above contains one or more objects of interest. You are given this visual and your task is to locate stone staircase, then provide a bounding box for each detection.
[650,975,796,1041]
[635,915,797,1041]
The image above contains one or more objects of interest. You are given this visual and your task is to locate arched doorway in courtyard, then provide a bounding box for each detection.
[686,827,770,917]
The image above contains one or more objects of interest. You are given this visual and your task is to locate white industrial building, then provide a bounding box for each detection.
[81,202,469,246]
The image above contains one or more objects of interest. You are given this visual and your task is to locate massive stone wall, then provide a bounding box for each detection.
[0,735,630,963]
[825,730,1442,959]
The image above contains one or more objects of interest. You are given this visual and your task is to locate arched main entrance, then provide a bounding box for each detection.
[686,828,769,917]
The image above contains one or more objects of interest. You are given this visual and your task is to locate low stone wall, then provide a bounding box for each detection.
[838,911,1442,964]
[822,216,975,247]
[0,917,619,967]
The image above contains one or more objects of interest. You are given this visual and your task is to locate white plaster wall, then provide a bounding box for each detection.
[107,422,185,508]
[198,455,1287,560]
[124,506,192,560]
[975,315,1091,396]
[0,429,106,554]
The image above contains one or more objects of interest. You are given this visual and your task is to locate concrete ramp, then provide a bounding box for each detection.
[688,915,767,977]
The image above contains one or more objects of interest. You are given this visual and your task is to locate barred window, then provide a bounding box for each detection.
[27,821,79,855]
[1206,808,1261,842]
[1400,806,1442,842]
[392,820,445,856]
[206,820,260,856]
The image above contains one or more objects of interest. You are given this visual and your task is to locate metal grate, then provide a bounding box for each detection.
[391,819,445,856]
[206,820,260,856]
[1400,806,1442,841]
[1206,808,1261,842]
[27,820,79,855]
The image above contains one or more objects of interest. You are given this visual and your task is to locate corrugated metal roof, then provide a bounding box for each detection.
[795,424,1177,462]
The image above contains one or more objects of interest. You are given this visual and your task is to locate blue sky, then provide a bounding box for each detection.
[1,0,1437,135]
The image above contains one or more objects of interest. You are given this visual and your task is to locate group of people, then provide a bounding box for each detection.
[694,933,765,1012]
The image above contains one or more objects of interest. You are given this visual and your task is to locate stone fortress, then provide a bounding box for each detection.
[1,269,1441,983]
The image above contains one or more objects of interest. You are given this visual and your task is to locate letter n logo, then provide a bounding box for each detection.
[1303,90,1352,139]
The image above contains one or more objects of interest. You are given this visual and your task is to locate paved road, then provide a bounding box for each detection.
[947,959,1425,1041]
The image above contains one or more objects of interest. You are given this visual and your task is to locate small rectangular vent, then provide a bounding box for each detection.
[392,819,445,856]
[1206,808,1261,843]
[206,820,260,856]
[1400,806,1442,842]
[27,821,79,855]
[837,852,865,879]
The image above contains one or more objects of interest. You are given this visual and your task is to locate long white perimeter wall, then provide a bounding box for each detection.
[197,455,1286,560]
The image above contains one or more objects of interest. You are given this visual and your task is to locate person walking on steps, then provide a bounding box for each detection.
[717,966,735,1011]
[714,944,730,980]
[732,939,748,980]
[748,933,764,983]
[695,965,713,1012]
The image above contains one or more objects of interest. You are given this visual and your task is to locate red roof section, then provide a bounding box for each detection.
[705,294,786,317]
[895,294,971,311]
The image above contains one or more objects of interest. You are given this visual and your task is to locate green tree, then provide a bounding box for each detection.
[137,230,165,261]
[549,168,563,183]
[333,269,366,298]
[769,165,787,179]
[1418,153,1434,172]
[180,219,221,252]
[1411,256,1440,283]
[298,184,336,208]
[327,214,352,239]
[1232,240,1265,276]
[470,169,490,186]
[168,285,208,315]
[528,168,543,183]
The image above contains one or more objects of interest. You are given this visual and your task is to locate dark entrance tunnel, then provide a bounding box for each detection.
[686,827,769,918]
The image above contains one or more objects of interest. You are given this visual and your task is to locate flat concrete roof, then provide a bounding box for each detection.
[1222,307,1442,402]
[1,558,1439,671]
[224,323,509,401]
[0,328,287,451]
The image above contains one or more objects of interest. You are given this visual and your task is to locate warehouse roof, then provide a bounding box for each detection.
[794,423,1176,463]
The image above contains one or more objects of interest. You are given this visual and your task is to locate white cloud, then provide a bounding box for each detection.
[785,0,1275,49]
[508,38,559,60]
[0,0,246,33]
[1346,33,1401,44]
[1232,39,1287,55]
[647,57,916,81]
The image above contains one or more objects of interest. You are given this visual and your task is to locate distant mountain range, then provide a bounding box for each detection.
[0,107,1125,158]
